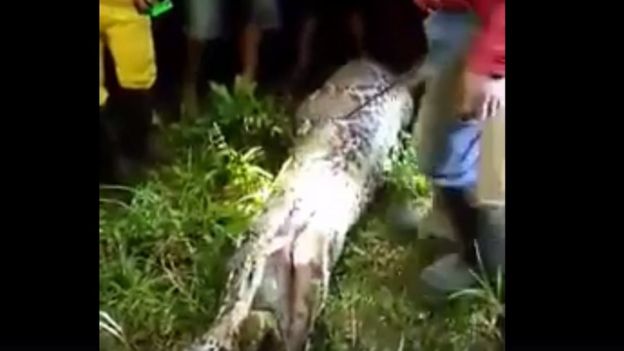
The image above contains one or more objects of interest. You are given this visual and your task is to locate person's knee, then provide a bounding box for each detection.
[115,46,157,90]
[186,1,224,42]
[426,120,481,189]
[115,44,156,90]
[417,141,479,191]
[109,22,158,90]
[117,69,156,91]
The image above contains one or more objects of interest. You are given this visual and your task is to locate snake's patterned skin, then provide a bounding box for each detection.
[187,59,414,351]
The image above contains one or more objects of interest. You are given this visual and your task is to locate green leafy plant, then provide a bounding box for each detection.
[384,131,430,202]
[207,77,293,172]
[100,85,503,351]
[100,118,277,350]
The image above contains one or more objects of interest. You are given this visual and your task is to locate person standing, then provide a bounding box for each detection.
[411,0,505,292]
[181,0,281,119]
[289,0,369,92]
[100,0,160,182]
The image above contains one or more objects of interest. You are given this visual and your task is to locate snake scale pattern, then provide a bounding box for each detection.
[187,59,414,351]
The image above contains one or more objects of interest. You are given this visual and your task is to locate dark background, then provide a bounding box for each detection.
[105,0,428,112]
[3,0,623,349]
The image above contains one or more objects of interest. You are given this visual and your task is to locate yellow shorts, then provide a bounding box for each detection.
[100,3,157,106]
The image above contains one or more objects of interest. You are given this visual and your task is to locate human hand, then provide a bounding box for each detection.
[133,0,153,14]
[458,72,505,121]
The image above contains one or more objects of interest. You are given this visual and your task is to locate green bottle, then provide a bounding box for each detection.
[148,0,173,18]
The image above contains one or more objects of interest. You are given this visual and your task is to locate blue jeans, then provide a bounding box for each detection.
[416,12,480,189]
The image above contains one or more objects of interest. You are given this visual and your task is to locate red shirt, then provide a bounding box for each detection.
[415,0,505,77]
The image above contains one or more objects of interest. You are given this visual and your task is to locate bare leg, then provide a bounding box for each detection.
[182,37,204,119]
[348,11,366,57]
[240,22,263,81]
[291,17,317,85]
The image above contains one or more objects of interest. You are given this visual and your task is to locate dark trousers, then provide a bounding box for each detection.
[438,186,505,277]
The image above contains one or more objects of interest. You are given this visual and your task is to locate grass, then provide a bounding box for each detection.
[100,79,504,351]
